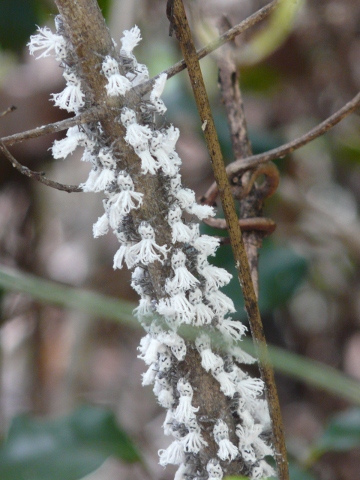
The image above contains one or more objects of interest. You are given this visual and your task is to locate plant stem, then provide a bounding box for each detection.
[168,0,289,477]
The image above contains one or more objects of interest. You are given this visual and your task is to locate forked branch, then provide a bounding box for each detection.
[0,142,82,193]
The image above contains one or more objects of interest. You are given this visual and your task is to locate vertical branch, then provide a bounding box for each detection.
[54,0,173,296]
[216,17,261,296]
[168,1,289,478]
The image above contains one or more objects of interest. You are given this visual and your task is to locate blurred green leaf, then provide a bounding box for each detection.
[239,0,305,66]
[224,476,248,480]
[258,241,308,312]
[3,265,360,406]
[334,136,360,166]
[309,409,360,461]
[0,405,141,480]
[0,0,39,52]
[240,65,281,94]
[288,461,317,480]
[0,265,136,325]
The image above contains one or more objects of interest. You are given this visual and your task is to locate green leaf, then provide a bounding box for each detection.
[224,476,248,480]
[238,0,305,66]
[0,265,137,326]
[310,408,360,460]
[0,405,142,480]
[289,461,317,480]
[0,0,39,52]
[258,241,308,313]
[3,266,360,406]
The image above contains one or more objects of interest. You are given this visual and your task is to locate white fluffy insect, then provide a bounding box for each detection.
[93,198,110,238]
[80,167,101,192]
[205,284,236,315]
[113,231,137,270]
[158,331,187,361]
[155,376,174,409]
[157,280,195,326]
[102,56,132,96]
[167,250,199,291]
[150,133,178,176]
[196,254,232,289]
[129,222,168,265]
[213,420,239,462]
[162,125,180,153]
[158,429,185,466]
[251,460,276,480]
[138,323,165,365]
[174,379,199,423]
[121,108,152,145]
[188,288,213,326]
[211,357,237,398]
[181,415,208,454]
[236,423,273,462]
[236,377,264,400]
[134,141,159,175]
[51,71,85,112]
[52,126,89,159]
[206,459,223,480]
[108,172,143,228]
[190,224,220,256]
[120,25,142,67]
[92,148,117,192]
[195,334,220,372]
[28,26,67,60]
[149,73,167,114]
[167,204,192,243]
[216,316,247,343]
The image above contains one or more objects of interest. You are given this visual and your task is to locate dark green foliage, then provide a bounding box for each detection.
[0,405,141,480]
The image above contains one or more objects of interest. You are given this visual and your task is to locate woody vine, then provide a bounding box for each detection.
[1,1,360,479]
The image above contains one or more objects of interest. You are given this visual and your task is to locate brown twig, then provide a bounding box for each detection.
[204,216,276,234]
[136,0,279,97]
[0,142,82,193]
[203,91,360,203]
[1,106,103,147]
[216,15,264,296]
[169,0,289,478]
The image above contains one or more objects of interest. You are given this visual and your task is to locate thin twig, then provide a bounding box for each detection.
[204,216,276,234]
[0,142,82,193]
[135,0,279,97]
[216,15,263,296]
[203,91,360,203]
[1,107,103,147]
[169,0,289,478]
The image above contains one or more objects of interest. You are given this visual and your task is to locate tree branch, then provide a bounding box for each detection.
[216,15,263,297]
[0,142,82,193]
[1,107,103,147]
[203,91,360,203]
[169,0,289,478]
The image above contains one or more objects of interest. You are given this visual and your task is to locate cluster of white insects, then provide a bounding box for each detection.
[28,17,276,480]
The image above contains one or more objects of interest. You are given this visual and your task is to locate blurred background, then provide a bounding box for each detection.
[0,0,360,479]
